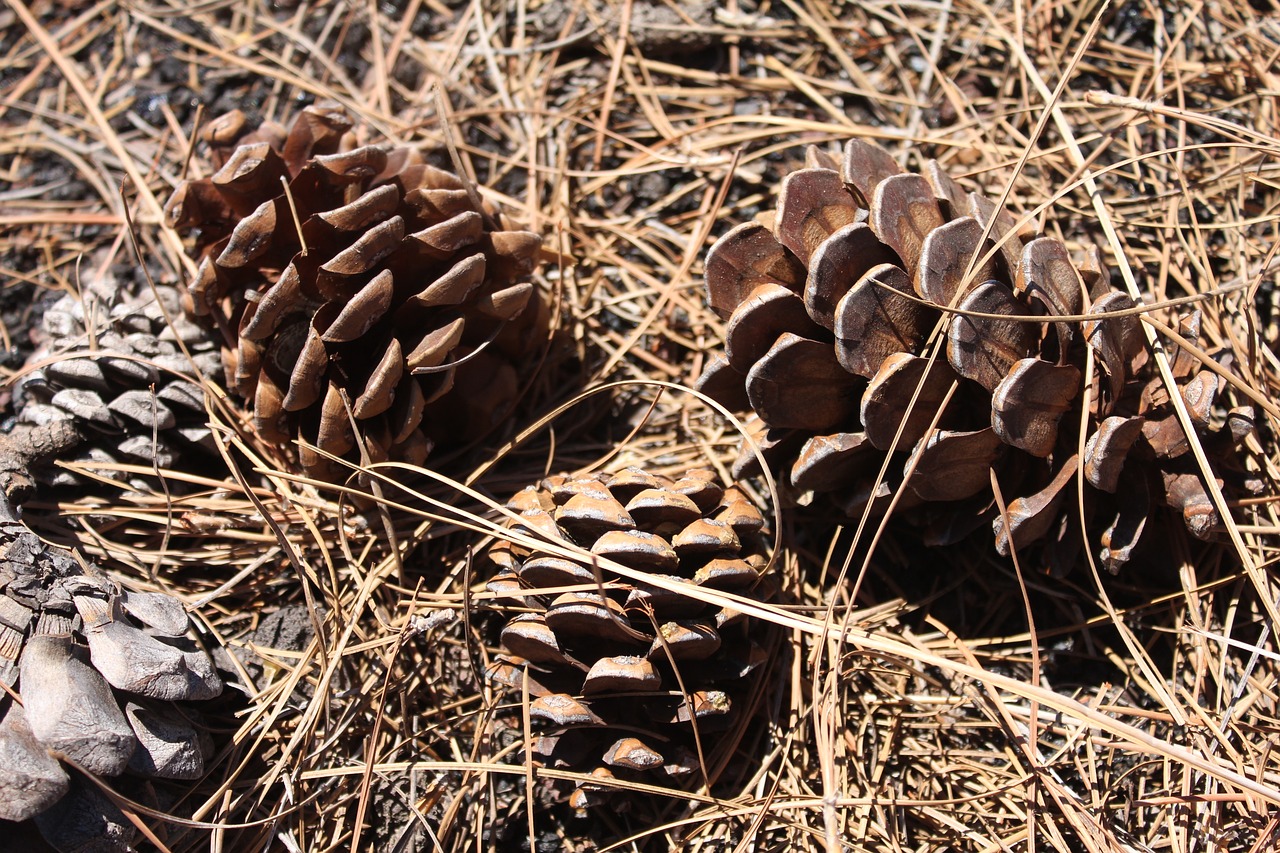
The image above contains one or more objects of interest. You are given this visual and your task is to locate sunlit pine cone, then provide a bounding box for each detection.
[165,106,546,482]
[483,467,773,809]
[696,140,1255,572]
[0,502,223,847]
[14,263,221,489]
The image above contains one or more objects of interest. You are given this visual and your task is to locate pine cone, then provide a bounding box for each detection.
[14,268,220,489]
[483,467,773,809]
[165,106,546,482]
[697,140,1254,571]
[0,496,222,846]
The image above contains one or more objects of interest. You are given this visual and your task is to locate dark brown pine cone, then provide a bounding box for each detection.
[483,467,774,810]
[165,106,546,482]
[14,264,221,490]
[697,140,1255,572]
[0,494,222,848]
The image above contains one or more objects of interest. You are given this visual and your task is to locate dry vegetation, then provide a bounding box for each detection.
[2,0,1280,850]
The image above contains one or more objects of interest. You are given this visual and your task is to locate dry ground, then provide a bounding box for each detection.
[2,0,1280,850]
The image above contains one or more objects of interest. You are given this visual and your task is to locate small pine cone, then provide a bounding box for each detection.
[165,106,546,482]
[15,268,220,489]
[697,140,1253,571]
[483,467,773,809]
[0,507,222,843]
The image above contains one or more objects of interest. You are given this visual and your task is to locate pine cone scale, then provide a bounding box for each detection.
[745,333,861,431]
[776,167,860,264]
[0,702,69,822]
[915,216,997,306]
[351,341,403,419]
[725,283,820,372]
[705,221,806,316]
[834,262,933,377]
[840,138,903,205]
[211,143,287,215]
[861,352,957,450]
[804,221,895,327]
[946,280,1037,391]
[1085,416,1145,492]
[318,215,404,288]
[991,359,1082,457]
[408,252,486,309]
[908,428,1005,502]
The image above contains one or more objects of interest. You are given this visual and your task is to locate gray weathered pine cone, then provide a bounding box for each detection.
[14,261,221,491]
[0,495,222,849]
[483,466,773,810]
[165,105,546,483]
[697,139,1256,572]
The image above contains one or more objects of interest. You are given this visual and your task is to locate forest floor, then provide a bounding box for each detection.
[2,0,1280,850]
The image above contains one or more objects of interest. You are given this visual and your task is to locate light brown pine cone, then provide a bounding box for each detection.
[166,106,547,482]
[0,498,222,847]
[697,140,1255,572]
[483,467,774,810]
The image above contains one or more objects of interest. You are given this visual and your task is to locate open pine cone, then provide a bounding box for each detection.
[165,106,546,482]
[0,495,222,848]
[14,266,221,490]
[697,140,1255,572]
[483,467,773,810]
